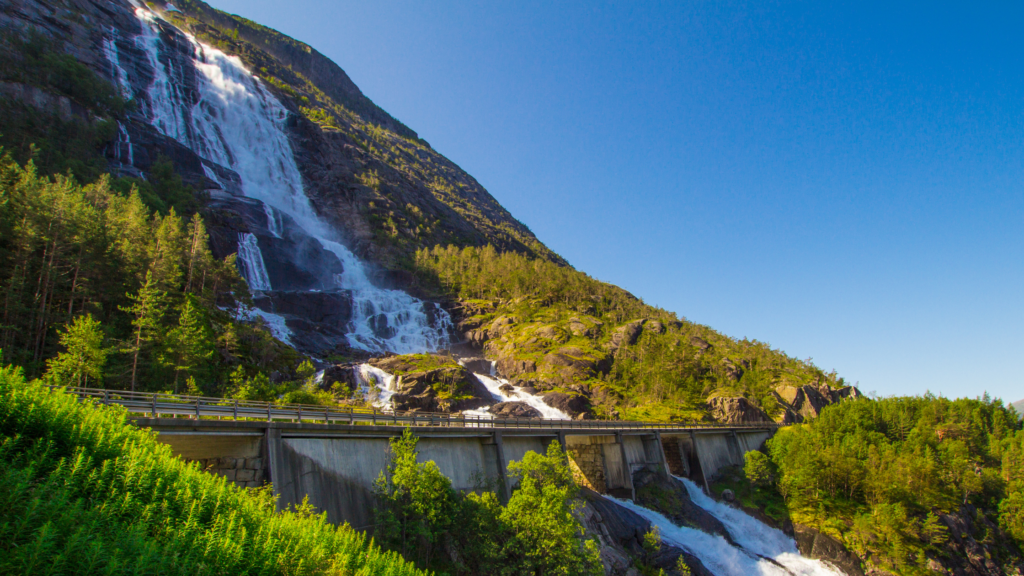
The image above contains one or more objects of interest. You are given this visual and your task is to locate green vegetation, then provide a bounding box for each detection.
[374,430,602,575]
[0,154,307,393]
[0,362,426,575]
[413,245,844,421]
[729,395,1024,575]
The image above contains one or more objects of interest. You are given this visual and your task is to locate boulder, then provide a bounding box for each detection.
[535,325,569,343]
[368,356,490,413]
[721,488,735,502]
[567,316,603,338]
[794,524,866,576]
[489,401,542,419]
[605,320,646,351]
[645,320,665,334]
[690,336,711,350]
[541,392,591,419]
[707,396,772,424]
[721,358,744,382]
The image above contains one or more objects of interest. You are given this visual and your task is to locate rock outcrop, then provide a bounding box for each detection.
[706,396,772,424]
[367,355,490,412]
[580,489,713,576]
[488,401,542,419]
[773,383,863,423]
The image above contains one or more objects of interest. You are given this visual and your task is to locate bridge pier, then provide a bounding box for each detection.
[128,416,777,531]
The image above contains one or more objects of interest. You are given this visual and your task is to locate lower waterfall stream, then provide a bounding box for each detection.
[613,478,846,576]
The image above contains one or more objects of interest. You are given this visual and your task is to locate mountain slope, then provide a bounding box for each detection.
[167,0,566,271]
[1014,399,1024,420]
[0,0,855,421]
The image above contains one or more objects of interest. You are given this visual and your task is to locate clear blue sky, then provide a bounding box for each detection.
[205,0,1023,403]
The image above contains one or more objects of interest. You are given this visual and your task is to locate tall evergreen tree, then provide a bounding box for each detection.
[120,270,165,392]
[166,294,214,393]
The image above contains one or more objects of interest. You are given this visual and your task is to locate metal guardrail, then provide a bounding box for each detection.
[52,385,782,432]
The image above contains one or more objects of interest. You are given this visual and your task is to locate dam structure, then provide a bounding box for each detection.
[69,387,778,530]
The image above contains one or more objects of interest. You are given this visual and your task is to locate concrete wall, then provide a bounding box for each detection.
[692,432,741,483]
[157,432,265,490]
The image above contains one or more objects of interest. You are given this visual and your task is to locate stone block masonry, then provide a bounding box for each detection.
[189,456,266,489]
[567,443,607,494]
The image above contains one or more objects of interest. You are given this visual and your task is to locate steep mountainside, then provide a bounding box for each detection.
[0,0,856,422]
[1014,399,1024,420]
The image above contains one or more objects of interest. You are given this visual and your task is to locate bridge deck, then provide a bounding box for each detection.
[53,385,779,435]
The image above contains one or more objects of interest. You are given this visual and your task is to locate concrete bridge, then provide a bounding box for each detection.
[137,417,776,530]
[60,386,777,529]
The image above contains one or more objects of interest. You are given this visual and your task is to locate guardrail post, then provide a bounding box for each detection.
[152,394,157,418]
[298,406,302,423]
[233,399,238,420]
[195,398,200,420]
[267,404,271,422]
[103,390,110,405]
[325,407,329,424]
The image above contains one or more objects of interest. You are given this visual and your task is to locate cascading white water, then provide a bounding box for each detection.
[611,497,795,576]
[112,4,452,354]
[263,203,283,238]
[461,361,571,420]
[230,303,294,346]
[236,233,272,291]
[607,479,847,576]
[353,364,397,410]
[674,477,845,575]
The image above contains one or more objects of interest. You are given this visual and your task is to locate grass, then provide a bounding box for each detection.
[0,363,428,576]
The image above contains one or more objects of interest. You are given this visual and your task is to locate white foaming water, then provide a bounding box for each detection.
[231,304,293,346]
[101,27,133,100]
[122,5,452,354]
[236,233,272,291]
[354,363,397,410]
[675,476,847,576]
[263,203,282,238]
[461,361,571,420]
[610,497,793,576]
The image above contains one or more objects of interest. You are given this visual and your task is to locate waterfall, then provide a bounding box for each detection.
[607,479,847,576]
[354,364,398,410]
[263,204,283,238]
[232,303,293,346]
[111,3,452,355]
[236,233,272,292]
[461,360,571,420]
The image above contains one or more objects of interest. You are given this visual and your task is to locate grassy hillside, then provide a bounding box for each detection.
[414,245,846,421]
[721,395,1024,575]
[0,362,426,575]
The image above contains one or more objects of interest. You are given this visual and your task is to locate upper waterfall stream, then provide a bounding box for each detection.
[109,2,451,355]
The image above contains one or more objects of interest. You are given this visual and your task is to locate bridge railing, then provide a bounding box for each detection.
[49,385,781,431]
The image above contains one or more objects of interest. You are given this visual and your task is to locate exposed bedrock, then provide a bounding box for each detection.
[581,489,713,576]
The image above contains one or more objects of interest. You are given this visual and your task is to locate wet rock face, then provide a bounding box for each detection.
[631,469,734,546]
[579,489,713,576]
[541,392,591,419]
[793,525,866,576]
[488,401,542,419]
[706,396,772,424]
[368,355,491,413]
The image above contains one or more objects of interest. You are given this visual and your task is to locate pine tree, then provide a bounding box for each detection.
[45,313,107,386]
[120,270,165,392]
[166,294,214,393]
